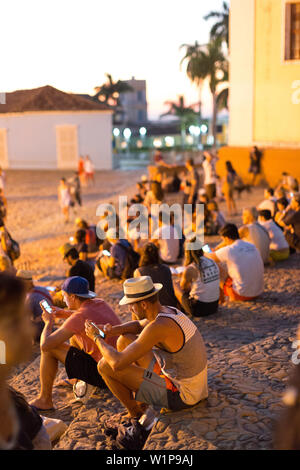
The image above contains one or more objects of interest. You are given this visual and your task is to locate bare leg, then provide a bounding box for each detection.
[30,343,69,409]
[173,282,184,306]
[225,196,231,216]
[97,359,146,418]
[117,334,153,370]
[100,256,110,278]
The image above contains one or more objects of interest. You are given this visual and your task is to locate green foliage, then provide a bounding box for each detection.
[203,1,229,47]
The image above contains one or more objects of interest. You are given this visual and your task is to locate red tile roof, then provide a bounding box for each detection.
[0,85,110,113]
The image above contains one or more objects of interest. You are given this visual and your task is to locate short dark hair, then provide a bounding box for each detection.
[277,197,289,209]
[219,223,240,240]
[266,187,274,196]
[67,248,79,260]
[186,158,194,166]
[258,209,272,220]
[75,229,86,243]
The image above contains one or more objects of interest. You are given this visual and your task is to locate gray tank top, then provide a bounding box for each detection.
[153,308,207,382]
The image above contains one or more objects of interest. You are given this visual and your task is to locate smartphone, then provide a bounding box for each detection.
[102,250,111,257]
[69,237,74,243]
[290,192,294,199]
[202,244,212,254]
[90,322,106,339]
[40,299,53,314]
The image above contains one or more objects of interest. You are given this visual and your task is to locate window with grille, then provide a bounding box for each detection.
[285,2,300,60]
[0,129,8,166]
[56,125,78,167]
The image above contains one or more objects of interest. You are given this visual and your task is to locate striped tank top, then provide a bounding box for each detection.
[153,308,208,405]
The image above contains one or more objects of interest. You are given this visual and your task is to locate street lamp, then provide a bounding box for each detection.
[139,127,147,137]
[123,128,131,155]
[200,124,208,134]
[123,128,132,140]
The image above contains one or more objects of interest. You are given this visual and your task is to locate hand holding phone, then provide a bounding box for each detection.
[102,250,111,257]
[40,299,53,314]
[202,244,212,254]
[90,322,106,339]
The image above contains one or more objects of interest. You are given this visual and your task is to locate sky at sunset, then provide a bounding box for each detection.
[1,0,226,119]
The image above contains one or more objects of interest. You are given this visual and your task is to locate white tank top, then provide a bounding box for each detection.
[189,258,220,303]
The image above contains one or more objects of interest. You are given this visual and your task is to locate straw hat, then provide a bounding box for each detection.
[16,270,33,280]
[119,276,162,306]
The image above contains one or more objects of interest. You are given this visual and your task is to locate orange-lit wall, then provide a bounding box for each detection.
[254,0,300,145]
[218,146,300,187]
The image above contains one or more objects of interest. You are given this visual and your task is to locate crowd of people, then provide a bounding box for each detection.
[0,155,300,450]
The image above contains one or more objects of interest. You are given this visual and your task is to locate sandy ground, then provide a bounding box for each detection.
[5,170,300,450]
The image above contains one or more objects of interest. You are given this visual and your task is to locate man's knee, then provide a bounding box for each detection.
[97,357,110,376]
[117,334,135,352]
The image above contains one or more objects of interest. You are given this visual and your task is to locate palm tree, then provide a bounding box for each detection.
[93,74,133,123]
[204,1,229,48]
[181,37,228,146]
[161,95,198,148]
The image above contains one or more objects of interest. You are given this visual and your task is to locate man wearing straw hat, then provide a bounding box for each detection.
[85,276,208,448]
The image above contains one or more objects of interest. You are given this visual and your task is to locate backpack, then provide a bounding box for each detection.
[6,230,21,261]
[118,241,140,280]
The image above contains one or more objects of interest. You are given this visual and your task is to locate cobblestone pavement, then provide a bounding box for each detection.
[5,174,300,450]
[9,254,300,450]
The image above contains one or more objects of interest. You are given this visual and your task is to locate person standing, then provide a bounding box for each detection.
[58,178,72,223]
[78,156,86,187]
[184,158,200,212]
[223,161,237,216]
[202,152,218,201]
[84,156,95,186]
[69,172,82,207]
[249,146,262,186]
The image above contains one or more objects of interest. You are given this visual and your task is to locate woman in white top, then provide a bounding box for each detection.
[84,155,95,186]
[174,239,220,317]
[258,209,289,262]
[58,178,71,223]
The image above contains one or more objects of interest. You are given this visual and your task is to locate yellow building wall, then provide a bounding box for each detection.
[254,0,300,145]
[218,146,300,187]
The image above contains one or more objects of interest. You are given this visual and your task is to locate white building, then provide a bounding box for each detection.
[0,85,113,170]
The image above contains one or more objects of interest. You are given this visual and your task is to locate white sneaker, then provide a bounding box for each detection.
[72,381,96,404]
